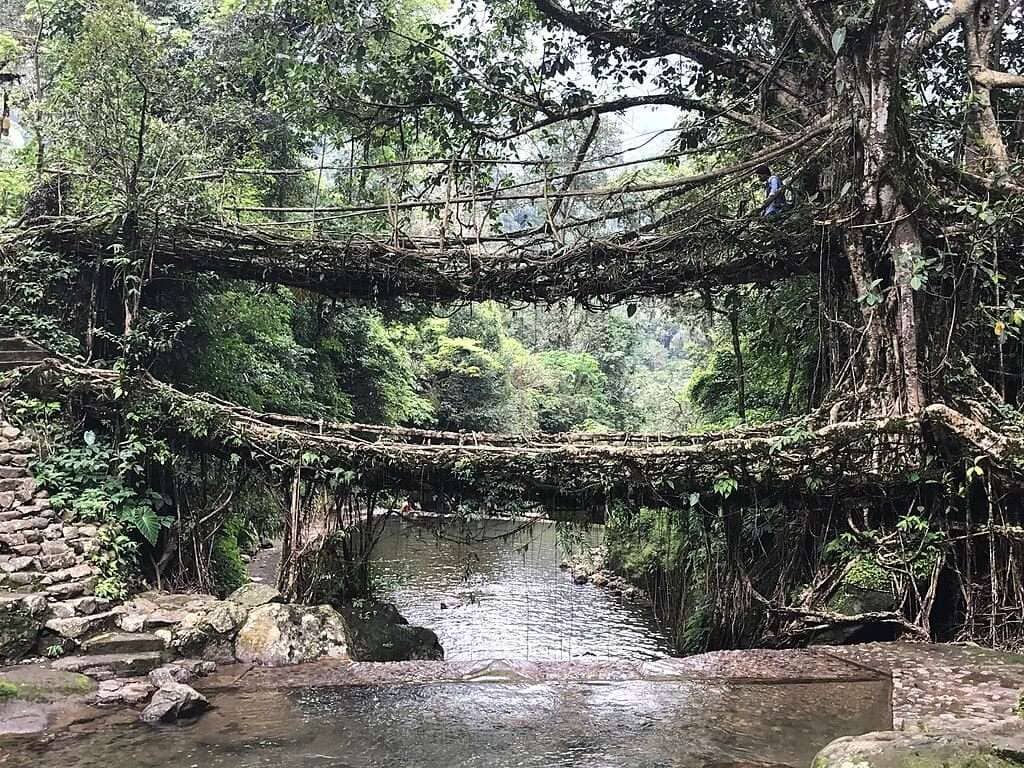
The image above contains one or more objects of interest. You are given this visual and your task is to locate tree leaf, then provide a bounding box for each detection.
[133,508,162,545]
[832,27,847,53]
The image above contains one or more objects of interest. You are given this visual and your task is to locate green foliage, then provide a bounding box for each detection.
[44,644,65,659]
[91,525,139,601]
[844,557,890,592]
[533,351,613,432]
[33,430,170,545]
[0,682,18,699]
[45,0,210,212]
[425,335,512,431]
[183,288,320,415]
[685,284,815,428]
[823,513,947,589]
[14,403,175,599]
[0,247,84,353]
[209,514,248,596]
[605,507,685,584]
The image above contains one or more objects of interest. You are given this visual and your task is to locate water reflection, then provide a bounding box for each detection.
[372,517,673,661]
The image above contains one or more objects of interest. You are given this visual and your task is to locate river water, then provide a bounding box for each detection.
[4,517,893,768]
[372,517,674,660]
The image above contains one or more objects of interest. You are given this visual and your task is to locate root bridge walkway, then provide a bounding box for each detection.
[5,359,1000,511]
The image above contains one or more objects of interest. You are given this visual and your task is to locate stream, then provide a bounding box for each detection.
[4,517,893,768]
[371,517,673,660]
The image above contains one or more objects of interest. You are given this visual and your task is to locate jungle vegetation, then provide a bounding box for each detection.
[2,0,1024,652]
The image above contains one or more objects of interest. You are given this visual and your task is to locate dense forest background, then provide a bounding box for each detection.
[0,0,804,439]
[5,0,1024,654]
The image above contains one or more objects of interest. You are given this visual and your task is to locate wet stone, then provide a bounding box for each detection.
[140,682,208,724]
[95,677,155,707]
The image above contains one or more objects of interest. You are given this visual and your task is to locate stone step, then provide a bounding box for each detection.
[51,651,164,678]
[81,632,165,655]
[44,610,121,640]
[0,351,44,363]
[0,478,34,492]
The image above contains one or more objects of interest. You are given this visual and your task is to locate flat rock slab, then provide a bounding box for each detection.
[0,666,95,702]
[228,582,281,608]
[51,651,163,677]
[0,700,50,736]
[827,642,1024,731]
[82,632,165,655]
[202,649,888,690]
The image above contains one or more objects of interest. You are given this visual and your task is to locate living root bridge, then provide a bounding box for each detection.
[11,214,817,306]
[4,360,949,509]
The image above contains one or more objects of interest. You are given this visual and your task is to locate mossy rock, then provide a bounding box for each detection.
[340,602,444,662]
[845,557,892,592]
[0,667,96,703]
[814,730,1024,768]
[0,593,47,663]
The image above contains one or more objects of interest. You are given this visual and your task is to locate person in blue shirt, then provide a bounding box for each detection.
[757,165,785,216]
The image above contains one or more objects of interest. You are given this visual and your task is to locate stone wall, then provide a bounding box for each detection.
[0,419,100,611]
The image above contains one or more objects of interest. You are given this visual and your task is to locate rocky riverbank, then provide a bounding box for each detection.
[559,545,652,605]
[0,582,442,735]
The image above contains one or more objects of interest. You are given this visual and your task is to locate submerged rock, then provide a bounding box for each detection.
[814,728,1024,768]
[342,602,444,662]
[139,682,208,723]
[0,666,95,702]
[0,666,96,736]
[234,603,350,666]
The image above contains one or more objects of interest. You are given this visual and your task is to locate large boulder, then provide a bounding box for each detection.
[814,728,1024,768]
[0,592,47,662]
[342,602,444,662]
[139,682,208,723]
[168,600,249,662]
[234,603,350,666]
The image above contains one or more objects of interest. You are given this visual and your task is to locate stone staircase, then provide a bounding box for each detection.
[0,413,221,689]
[0,421,100,603]
[0,336,51,373]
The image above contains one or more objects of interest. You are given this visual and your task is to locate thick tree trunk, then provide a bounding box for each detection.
[840,1,925,414]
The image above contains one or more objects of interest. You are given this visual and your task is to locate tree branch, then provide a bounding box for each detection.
[973,67,1024,88]
[785,0,833,53]
[533,0,804,98]
[499,94,786,141]
[914,0,979,53]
